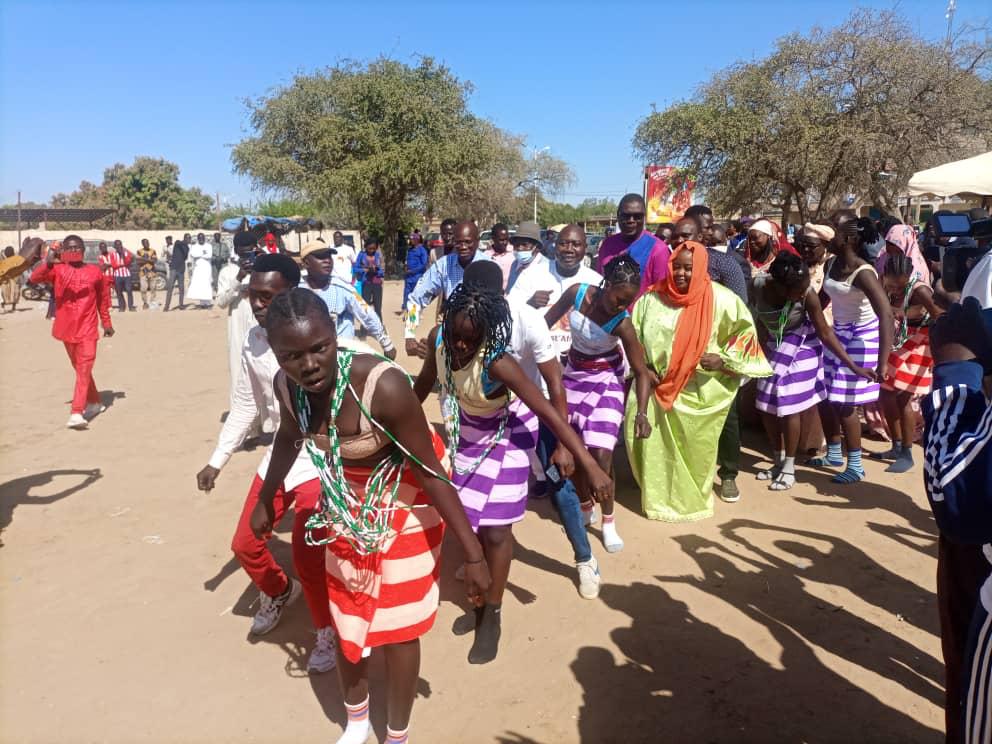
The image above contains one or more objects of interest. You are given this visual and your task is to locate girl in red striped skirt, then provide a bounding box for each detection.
[875,253,944,473]
[252,288,491,744]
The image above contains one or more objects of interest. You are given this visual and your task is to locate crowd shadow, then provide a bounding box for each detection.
[0,468,102,545]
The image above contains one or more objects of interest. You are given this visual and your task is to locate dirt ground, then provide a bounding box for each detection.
[0,280,944,743]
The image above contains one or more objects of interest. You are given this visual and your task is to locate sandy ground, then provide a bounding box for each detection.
[1,280,944,743]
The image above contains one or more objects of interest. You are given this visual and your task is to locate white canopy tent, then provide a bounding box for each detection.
[906,151,992,198]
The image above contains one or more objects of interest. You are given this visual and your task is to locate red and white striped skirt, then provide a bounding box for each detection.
[327,434,446,664]
[883,326,933,395]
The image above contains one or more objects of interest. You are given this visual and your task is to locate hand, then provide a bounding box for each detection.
[699,353,724,371]
[463,559,491,607]
[103,327,115,338]
[583,460,613,503]
[196,465,220,492]
[384,347,398,361]
[930,297,992,366]
[638,368,661,389]
[550,443,575,479]
[250,499,275,539]
[405,337,428,359]
[874,360,889,382]
[634,411,652,439]
[853,366,877,382]
[236,259,253,281]
[528,290,552,308]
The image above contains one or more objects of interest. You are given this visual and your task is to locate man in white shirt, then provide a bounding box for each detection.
[329,230,357,284]
[195,253,337,674]
[506,224,606,598]
[508,223,603,356]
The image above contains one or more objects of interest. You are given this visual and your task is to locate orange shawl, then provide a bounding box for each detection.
[652,241,714,410]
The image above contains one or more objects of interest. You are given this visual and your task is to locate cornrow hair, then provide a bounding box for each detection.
[442,280,512,371]
[883,252,915,278]
[266,286,331,333]
[602,253,641,288]
[769,251,809,288]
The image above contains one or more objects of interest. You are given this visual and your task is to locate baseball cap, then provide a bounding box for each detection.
[301,240,337,260]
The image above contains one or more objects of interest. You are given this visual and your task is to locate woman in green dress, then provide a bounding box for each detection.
[625,241,772,522]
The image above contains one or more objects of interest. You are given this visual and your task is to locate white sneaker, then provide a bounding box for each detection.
[583,505,599,527]
[250,578,301,635]
[576,557,601,600]
[83,403,106,420]
[66,413,88,429]
[454,563,465,581]
[307,626,338,673]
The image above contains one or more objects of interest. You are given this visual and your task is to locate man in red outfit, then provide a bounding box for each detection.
[30,234,114,429]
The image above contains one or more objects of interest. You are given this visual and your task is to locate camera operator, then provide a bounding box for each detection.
[924,297,992,743]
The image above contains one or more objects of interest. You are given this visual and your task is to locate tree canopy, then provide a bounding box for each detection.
[50,157,214,228]
[231,57,572,253]
[632,11,992,222]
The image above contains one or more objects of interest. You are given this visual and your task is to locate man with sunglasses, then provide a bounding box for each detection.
[299,240,396,359]
[596,193,670,300]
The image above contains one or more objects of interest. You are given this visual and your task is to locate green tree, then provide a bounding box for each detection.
[632,11,992,221]
[231,57,534,262]
[50,157,214,228]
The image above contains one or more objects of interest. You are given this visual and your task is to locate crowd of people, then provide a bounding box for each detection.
[11,190,991,743]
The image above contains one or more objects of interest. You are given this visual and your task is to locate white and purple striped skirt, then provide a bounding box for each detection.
[452,398,538,532]
[755,324,827,417]
[824,318,881,406]
[563,350,626,451]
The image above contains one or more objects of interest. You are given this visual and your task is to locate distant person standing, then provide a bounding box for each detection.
[1,246,21,312]
[164,235,188,311]
[486,223,516,291]
[211,232,227,290]
[110,240,136,312]
[356,236,385,320]
[187,233,214,307]
[136,238,158,309]
[432,218,457,263]
[29,235,114,429]
[403,233,429,312]
[329,230,356,284]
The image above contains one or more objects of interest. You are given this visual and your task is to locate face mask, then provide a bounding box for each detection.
[514,247,536,267]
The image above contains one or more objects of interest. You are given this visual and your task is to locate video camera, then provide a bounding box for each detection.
[936,212,992,293]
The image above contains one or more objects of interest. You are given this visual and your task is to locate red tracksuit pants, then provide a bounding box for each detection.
[64,340,101,414]
[230,476,332,629]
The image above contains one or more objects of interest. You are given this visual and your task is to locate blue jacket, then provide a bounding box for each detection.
[406,246,429,277]
[923,360,992,544]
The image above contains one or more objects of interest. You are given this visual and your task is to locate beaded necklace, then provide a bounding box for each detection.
[297,349,449,555]
[439,333,509,476]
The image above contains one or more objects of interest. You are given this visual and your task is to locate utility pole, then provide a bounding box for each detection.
[533,186,538,223]
[945,0,956,47]
[16,190,22,248]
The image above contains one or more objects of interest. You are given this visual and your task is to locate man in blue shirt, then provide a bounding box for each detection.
[298,240,396,359]
[404,221,490,358]
[403,234,430,312]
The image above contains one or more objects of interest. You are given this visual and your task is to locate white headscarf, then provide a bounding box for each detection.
[749,219,776,238]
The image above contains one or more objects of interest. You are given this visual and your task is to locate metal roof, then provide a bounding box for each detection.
[0,208,115,224]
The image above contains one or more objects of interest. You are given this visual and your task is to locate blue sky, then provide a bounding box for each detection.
[0,0,978,209]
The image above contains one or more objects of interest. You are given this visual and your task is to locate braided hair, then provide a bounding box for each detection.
[883,252,914,278]
[266,286,332,334]
[442,278,512,370]
[602,253,641,289]
[769,251,810,289]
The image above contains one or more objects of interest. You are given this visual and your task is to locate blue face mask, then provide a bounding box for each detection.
[514,247,536,267]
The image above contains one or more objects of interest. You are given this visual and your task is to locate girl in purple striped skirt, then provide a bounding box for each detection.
[810,211,893,484]
[751,253,876,490]
[414,271,611,665]
[544,255,657,552]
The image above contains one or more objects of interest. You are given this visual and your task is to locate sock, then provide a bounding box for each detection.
[769,457,797,490]
[581,501,598,525]
[832,449,866,483]
[757,452,785,480]
[807,441,843,467]
[336,696,371,744]
[386,726,409,744]
[886,447,915,474]
[871,441,902,460]
[602,514,624,553]
[781,456,796,474]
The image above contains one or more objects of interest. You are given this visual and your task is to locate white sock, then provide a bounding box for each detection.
[602,515,624,552]
[336,696,370,744]
[781,456,795,474]
[776,450,785,464]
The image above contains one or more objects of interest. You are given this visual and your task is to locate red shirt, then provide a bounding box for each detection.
[30,262,113,343]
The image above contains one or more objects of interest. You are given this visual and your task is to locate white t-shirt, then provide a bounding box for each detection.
[508,299,557,395]
[508,260,603,355]
[332,243,357,284]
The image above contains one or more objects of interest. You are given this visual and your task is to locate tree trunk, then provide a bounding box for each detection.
[780,188,793,231]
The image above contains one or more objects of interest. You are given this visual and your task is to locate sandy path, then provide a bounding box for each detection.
[0,281,943,743]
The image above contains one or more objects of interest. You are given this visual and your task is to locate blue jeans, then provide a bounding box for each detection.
[537,422,591,563]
